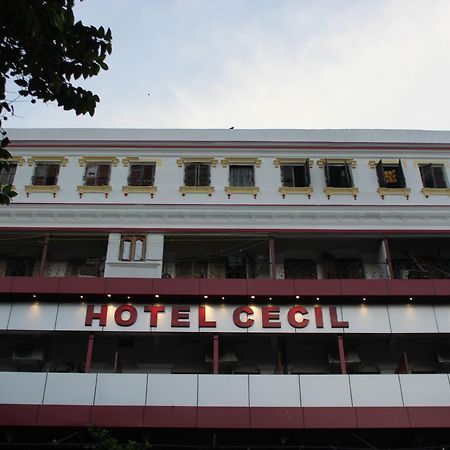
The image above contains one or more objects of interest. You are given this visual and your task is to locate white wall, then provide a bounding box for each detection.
[104,233,164,278]
[1,372,450,408]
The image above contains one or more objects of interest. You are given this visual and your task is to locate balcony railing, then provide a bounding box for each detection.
[162,259,391,280]
[392,259,450,280]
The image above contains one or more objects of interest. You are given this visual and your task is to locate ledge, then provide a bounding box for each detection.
[415,160,448,167]
[421,188,450,197]
[176,158,218,167]
[6,157,25,166]
[377,187,410,199]
[369,159,401,169]
[179,186,215,195]
[0,276,445,298]
[122,157,160,166]
[225,186,260,197]
[77,186,112,197]
[324,187,358,199]
[221,158,261,167]
[317,159,357,168]
[79,157,119,167]
[27,156,68,166]
[122,186,157,196]
[279,187,313,198]
[273,158,313,168]
[25,185,60,196]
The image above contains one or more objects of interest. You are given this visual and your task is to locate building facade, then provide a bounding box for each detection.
[0,129,449,448]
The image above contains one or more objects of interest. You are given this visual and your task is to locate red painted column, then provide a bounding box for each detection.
[213,334,219,374]
[337,335,347,375]
[38,234,50,277]
[269,236,276,279]
[85,333,94,373]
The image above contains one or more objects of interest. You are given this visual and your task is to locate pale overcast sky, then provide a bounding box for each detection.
[8,0,450,130]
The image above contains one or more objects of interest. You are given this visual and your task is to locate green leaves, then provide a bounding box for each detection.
[0,0,112,205]
[0,0,112,116]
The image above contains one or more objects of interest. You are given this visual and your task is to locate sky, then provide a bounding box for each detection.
[8,0,450,130]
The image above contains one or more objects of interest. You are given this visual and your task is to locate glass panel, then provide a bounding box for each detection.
[0,164,17,185]
[134,239,143,261]
[122,240,131,261]
[230,165,254,187]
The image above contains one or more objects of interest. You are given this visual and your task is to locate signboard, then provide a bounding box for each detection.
[1,302,448,334]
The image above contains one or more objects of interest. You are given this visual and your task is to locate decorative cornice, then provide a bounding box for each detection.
[317,159,357,168]
[273,158,313,168]
[221,158,261,167]
[179,186,215,196]
[79,157,119,166]
[27,156,68,166]
[324,187,359,199]
[176,157,218,167]
[122,157,160,166]
[0,204,449,231]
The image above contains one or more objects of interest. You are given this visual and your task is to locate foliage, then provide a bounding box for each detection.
[89,427,150,450]
[0,0,112,204]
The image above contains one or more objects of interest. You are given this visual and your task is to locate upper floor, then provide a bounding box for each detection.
[1,128,450,208]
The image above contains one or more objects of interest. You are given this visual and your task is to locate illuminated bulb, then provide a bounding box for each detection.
[409,297,413,301]
[127,296,130,300]
[269,297,272,301]
[295,295,300,299]
[362,297,366,301]
[107,294,111,298]
[32,294,37,298]
[203,295,208,299]
[250,295,255,299]
[316,297,320,301]
[80,295,84,299]
[155,294,159,298]
[221,297,225,300]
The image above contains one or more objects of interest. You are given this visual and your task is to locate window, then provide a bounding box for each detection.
[419,164,448,189]
[322,255,365,279]
[119,235,146,261]
[128,164,155,186]
[376,160,406,188]
[280,162,310,187]
[84,164,111,186]
[0,163,17,185]
[6,258,35,276]
[229,165,254,187]
[32,163,60,186]
[284,259,317,279]
[184,163,210,187]
[324,160,353,188]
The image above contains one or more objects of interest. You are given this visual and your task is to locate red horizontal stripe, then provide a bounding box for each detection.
[0,405,449,429]
[0,276,448,298]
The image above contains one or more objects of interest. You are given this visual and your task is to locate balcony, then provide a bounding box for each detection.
[0,332,449,376]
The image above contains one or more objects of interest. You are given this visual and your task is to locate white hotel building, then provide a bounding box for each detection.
[0,128,449,448]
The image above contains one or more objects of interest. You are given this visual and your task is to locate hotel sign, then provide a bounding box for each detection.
[85,304,349,331]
